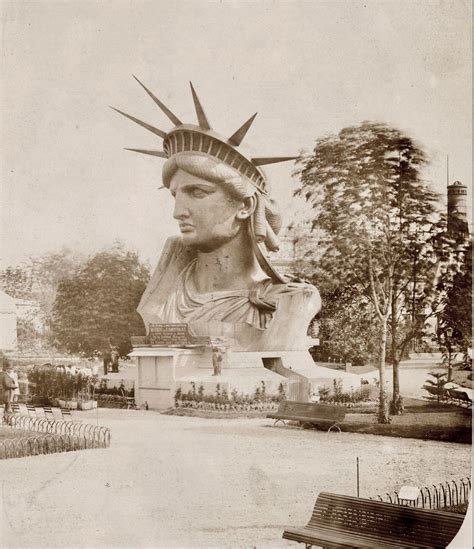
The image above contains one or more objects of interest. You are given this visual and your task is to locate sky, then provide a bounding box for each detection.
[1,0,472,268]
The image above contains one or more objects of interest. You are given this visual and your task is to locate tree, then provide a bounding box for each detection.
[51,244,149,356]
[30,249,85,318]
[1,250,85,350]
[293,256,379,365]
[317,287,379,366]
[295,121,448,422]
[437,239,472,361]
[0,266,33,299]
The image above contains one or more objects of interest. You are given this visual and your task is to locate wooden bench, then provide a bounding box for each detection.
[283,491,465,548]
[26,404,37,418]
[267,401,346,432]
[125,397,138,409]
[446,388,472,408]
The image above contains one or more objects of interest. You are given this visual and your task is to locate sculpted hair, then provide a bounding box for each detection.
[162,152,282,252]
[162,153,254,199]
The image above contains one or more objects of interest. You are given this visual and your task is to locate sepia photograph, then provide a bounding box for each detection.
[1,1,472,547]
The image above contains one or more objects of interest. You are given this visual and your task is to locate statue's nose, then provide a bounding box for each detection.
[173,195,189,220]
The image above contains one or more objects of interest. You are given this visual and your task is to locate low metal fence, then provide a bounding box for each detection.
[1,414,110,459]
[372,478,471,513]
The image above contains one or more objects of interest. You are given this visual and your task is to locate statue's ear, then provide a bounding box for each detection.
[236,195,256,220]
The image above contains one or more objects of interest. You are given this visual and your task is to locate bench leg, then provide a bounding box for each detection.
[305,544,313,549]
[328,423,341,432]
[273,419,285,427]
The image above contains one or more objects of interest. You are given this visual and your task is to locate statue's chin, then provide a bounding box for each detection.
[180,232,240,253]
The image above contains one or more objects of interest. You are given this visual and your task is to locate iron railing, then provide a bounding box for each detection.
[372,478,471,513]
[1,414,110,459]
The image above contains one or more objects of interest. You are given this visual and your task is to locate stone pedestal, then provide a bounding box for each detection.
[130,340,363,410]
[129,347,178,410]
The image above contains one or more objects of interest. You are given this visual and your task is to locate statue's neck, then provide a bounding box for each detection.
[192,231,266,293]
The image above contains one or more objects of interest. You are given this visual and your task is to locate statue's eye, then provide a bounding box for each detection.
[191,188,207,198]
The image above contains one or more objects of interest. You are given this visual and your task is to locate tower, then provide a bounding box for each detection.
[447,180,469,238]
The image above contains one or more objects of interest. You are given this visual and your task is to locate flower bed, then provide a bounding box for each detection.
[174,381,285,414]
[317,378,375,406]
[97,394,130,408]
[175,399,279,412]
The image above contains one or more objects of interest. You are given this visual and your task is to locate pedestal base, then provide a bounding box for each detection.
[129,346,364,410]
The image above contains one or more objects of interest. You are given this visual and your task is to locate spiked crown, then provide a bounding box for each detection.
[112,77,297,196]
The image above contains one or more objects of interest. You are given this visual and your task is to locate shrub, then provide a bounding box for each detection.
[318,379,375,406]
[174,382,283,411]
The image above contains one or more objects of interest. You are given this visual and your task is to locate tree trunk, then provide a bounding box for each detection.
[378,317,390,423]
[389,300,403,415]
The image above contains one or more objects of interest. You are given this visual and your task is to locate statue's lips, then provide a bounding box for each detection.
[179,223,195,233]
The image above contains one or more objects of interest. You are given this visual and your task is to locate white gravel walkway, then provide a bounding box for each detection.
[0,409,471,548]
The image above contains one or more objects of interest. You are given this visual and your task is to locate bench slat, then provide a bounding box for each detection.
[267,401,346,427]
[282,526,432,549]
[283,492,464,548]
[283,526,434,549]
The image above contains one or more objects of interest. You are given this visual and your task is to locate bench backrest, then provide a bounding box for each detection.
[26,404,37,417]
[309,492,464,547]
[277,401,346,421]
[448,389,471,403]
[60,408,72,420]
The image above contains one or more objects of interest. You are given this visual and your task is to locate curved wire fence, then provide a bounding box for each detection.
[372,478,471,514]
[1,414,110,460]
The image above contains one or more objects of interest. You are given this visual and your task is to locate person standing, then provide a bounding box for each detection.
[110,345,120,373]
[0,359,18,415]
[212,347,222,376]
[102,348,111,376]
[10,368,20,402]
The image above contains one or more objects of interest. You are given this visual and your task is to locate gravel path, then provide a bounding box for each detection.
[1,410,471,548]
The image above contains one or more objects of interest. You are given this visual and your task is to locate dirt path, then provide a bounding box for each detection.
[1,410,471,548]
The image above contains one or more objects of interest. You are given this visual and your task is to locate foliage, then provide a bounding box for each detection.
[304,284,379,365]
[1,250,85,351]
[28,366,98,401]
[295,121,450,422]
[0,266,33,299]
[317,379,373,406]
[16,316,43,351]
[97,394,132,408]
[437,239,472,355]
[174,381,284,411]
[51,244,149,356]
[96,381,134,397]
[422,372,448,404]
[30,249,85,317]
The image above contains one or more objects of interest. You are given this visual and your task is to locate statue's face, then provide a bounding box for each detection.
[169,169,246,252]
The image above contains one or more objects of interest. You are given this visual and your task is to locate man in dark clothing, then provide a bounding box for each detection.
[110,346,120,373]
[102,349,111,375]
[0,359,18,415]
[212,347,222,376]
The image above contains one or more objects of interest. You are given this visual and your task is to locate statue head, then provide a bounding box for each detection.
[161,152,282,255]
[113,77,297,282]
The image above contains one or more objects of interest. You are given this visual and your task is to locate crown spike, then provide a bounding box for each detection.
[124,148,167,158]
[228,113,258,146]
[111,107,167,139]
[189,82,211,130]
[132,75,182,126]
[251,156,298,166]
